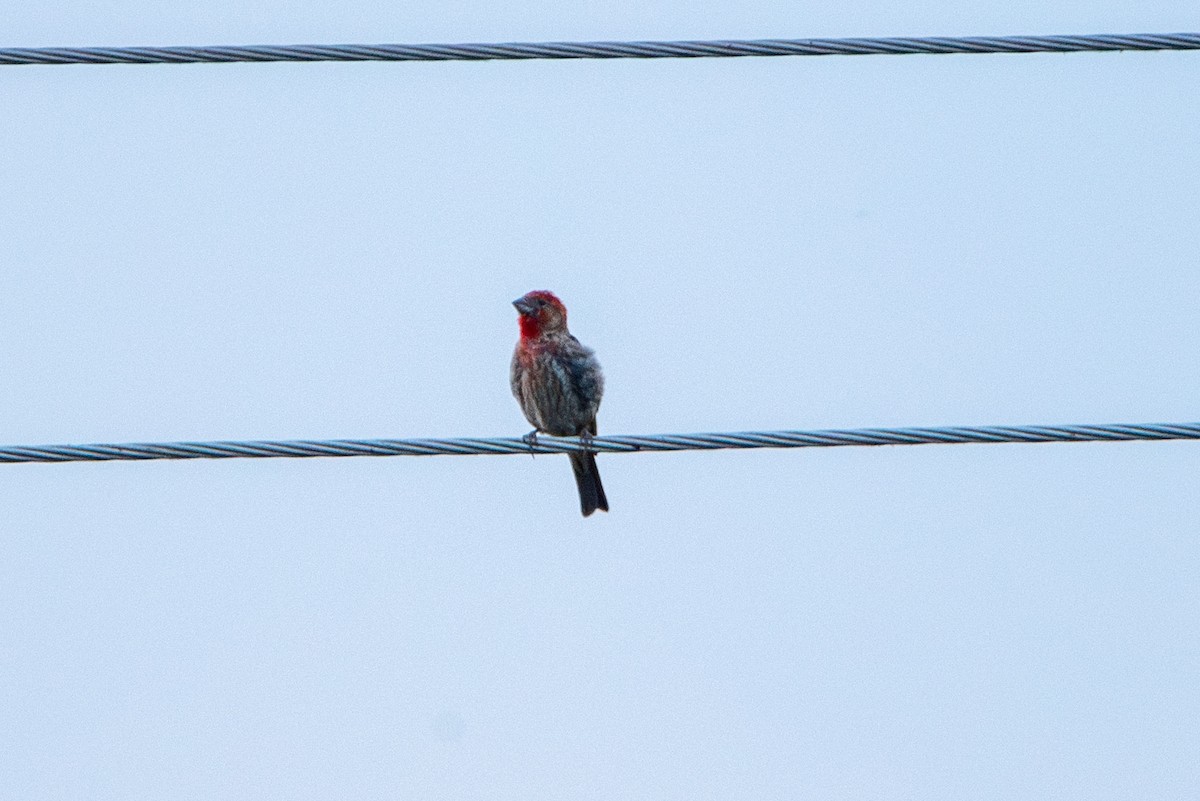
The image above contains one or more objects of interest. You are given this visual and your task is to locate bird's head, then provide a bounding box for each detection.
[513,290,568,339]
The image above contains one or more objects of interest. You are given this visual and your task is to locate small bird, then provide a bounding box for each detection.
[510,290,609,517]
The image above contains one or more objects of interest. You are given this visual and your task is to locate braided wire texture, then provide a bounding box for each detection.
[0,33,1198,66]
[1,422,1197,465]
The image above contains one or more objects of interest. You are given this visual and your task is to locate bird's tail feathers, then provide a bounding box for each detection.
[569,450,609,517]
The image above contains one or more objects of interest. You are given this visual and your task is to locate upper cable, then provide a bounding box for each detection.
[1,32,1198,67]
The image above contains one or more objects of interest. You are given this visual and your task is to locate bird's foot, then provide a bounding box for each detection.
[522,430,539,457]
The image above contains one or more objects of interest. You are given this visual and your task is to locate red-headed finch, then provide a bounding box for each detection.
[510,290,609,517]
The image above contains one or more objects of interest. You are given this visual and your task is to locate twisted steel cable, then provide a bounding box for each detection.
[0,32,1197,67]
[0,422,1197,465]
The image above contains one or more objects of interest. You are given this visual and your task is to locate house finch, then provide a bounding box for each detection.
[510,290,609,517]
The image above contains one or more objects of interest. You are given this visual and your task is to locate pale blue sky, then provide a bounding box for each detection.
[1,3,1198,799]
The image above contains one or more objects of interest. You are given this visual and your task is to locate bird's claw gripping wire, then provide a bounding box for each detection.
[519,429,596,459]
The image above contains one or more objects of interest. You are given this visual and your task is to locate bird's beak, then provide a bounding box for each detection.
[513,297,535,315]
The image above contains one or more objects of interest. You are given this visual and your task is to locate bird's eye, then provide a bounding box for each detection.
[536,299,546,307]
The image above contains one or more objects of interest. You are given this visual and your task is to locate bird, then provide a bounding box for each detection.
[510,290,609,517]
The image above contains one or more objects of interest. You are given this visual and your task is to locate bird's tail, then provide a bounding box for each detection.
[569,450,609,517]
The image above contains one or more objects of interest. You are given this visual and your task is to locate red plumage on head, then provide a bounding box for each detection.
[515,290,568,340]
[523,290,563,308]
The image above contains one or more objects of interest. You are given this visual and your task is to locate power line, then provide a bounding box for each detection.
[1,32,1197,67]
[1,421,1196,465]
